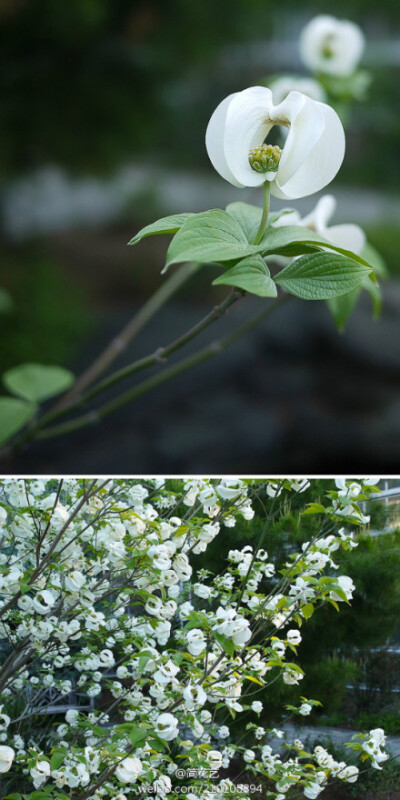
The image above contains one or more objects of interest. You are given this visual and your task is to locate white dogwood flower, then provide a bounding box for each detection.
[339,764,359,783]
[299,15,365,77]
[154,712,179,741]
[286,629,302,646]
[115,756,142,783]
[186,628,206,656]
[30,760,50,788]
[206,86,344,197]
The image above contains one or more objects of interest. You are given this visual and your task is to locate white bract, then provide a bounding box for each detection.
[299,15,365,77]
[0,745,15,773]
[206,86,345,196]
[274,194,365,254]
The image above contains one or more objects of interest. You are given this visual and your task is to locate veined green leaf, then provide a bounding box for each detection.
[225,202,263,243]
[260,225,374,269]
[213,255,277,298]
[129,213,195,246]
[276,252,371,300]
[164,210,256,271]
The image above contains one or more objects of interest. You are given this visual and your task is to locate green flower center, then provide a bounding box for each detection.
[248,144,282,174]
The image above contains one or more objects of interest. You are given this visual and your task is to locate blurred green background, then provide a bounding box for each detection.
[0,0,399,472]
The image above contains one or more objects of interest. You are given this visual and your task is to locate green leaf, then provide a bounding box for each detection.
[0,397,37,446]
[3,364,74,403]
[327,287,361,331]
[275,252,370,300]
[148,737,167,752]
[164,210,255,271]
[260,225,373,269]
[243,674,264,686]
[128,725,148,747]
[302,503,326,516]
[213,255,277,298]
[225,202,262,243]
[302,603,314,620]
[361,241,387,279]
[327,240,386,328]
[128,213,195,246]
[50,751,66,771]
[4,794,22,800]
[214,631,235,656]
[225,202,296,243]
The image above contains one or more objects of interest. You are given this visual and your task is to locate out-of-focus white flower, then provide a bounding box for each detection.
[65,570,86,592]
[283,667,303,685]
[154,775,172,795]
[216,479,244,500]
[274,195,365,255]
[32,589,56,615]
[361,731,389,770]
[299,15,365,77]
[115,756,142,783]
[186,628,206,656]
[286,629,302,646]
[0,706,10,730]
[299,702,312,716]
[304,781,324,799]
[0,745,15,772]
[206,750,223,769]
[369,728,386,747]
[206,87,344,197]
[193,583,212,599]
[182,684,207,710]
[30,760,50,788]
[339,765,359,783]
[154,712,179,741]
[153,659,180,685]
[173,553,192,581]
[270,76,326,105]
[330,575,355,602]
[251,701,263,713]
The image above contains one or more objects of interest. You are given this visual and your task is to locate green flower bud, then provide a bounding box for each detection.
[248,144,282,174]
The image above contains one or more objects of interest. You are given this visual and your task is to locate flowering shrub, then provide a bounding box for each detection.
[0,477,389,799]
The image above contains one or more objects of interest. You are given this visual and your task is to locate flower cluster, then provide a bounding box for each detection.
[0,477,385,799]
